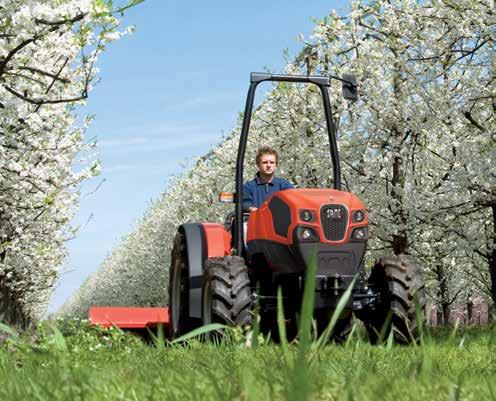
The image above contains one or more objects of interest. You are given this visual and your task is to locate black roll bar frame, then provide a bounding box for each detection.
[233,72,353,255]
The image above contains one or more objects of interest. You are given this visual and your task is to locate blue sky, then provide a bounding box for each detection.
[48,0,347,312]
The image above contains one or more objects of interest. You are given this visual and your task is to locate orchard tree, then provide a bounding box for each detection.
[0,0,139,326]
[300,0,494,316]
[61,0,495,319]
[411,0,495,313]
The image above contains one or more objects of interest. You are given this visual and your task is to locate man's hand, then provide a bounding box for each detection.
[248,206,258,212]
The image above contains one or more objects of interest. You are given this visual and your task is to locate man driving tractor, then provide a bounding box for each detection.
[242,146,294,212]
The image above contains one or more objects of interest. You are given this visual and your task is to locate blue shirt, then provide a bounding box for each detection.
[242,173,294,210]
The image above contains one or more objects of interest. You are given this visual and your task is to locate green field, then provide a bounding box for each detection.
[1,320,495,401]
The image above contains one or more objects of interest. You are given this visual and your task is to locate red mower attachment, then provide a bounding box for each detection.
[89,307,169,329]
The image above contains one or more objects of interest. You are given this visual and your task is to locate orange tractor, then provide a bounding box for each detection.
[91,73,426,343]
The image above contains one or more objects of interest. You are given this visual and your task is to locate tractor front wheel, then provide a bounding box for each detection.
[366,255,426,344]
[168,232,194,339]
[201,256,252,339]
[315,309,353,343]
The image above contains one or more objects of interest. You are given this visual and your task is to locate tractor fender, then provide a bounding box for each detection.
[179,223,205,319]
[201,223,231,258]
[178,223,231,319]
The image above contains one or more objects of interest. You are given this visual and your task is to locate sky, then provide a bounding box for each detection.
[48,0,348,312]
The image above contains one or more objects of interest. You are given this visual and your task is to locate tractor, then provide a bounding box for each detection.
[167,72,426,343]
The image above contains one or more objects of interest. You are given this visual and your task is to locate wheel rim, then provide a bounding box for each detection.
[171,258,182,331]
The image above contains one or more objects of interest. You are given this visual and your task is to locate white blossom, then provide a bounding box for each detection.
[0,0,135,325]
[61,0,495,320]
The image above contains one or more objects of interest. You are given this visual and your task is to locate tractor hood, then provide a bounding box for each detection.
[276,188,365,211]
[246,188,368,246]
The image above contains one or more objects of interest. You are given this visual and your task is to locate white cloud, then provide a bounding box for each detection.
[97,124,223,154]
[99,137,149,147]
[103,162,179,174]
[169,91,238,109]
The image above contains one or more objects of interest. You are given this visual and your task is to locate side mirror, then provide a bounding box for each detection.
[219,192,235,203]
[341,74,358,101]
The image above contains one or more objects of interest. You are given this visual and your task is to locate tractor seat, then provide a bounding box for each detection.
[224,210,250,232]
[224,210,250,247]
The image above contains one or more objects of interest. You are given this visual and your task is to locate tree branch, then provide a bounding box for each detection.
[34,13,85,26]
[463,110,487,132]
[0,38,36,76]
[17,66,70,84]
[3,84,87,105]
[0,13,85,77]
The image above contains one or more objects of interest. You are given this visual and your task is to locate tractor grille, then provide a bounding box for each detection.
[320,204,348,241]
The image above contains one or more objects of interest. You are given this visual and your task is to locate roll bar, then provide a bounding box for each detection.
[233,72,358,255]
[250,72,330,86]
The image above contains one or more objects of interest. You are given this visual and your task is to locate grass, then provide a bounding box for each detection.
[1,256,495,401]
[0,321,495,401]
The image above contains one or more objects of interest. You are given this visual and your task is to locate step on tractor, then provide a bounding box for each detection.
[90,72,426,343]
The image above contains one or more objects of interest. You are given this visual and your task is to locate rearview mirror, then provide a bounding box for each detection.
[341,74,358,101]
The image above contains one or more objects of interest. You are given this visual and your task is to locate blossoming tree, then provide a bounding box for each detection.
[61,0,495,322]
[0,0,138,326]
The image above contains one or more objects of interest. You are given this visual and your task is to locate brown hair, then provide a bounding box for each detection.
[256,146,278,165]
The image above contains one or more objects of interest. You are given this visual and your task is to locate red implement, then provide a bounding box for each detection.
[89,307,169,329]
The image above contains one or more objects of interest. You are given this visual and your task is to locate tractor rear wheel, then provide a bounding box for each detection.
[168,231,194,339]
[366,255,426,344]
[202,256,252,339]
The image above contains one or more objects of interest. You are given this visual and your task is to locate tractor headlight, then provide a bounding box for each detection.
[352,227,368,241]
[302,229,312,240]
[300,210,314,222]
[352,210,365,222]
[296,226,318,242]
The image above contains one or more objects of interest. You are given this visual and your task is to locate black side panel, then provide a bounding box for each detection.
[248,240,300,274]
[248,238,367,278]
[180,223,206,318]
[269,197,291,237]
[297,241,366,278]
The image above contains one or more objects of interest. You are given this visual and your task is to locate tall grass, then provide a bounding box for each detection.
[1,252,496,400]
[274,248,357,401]
[0,317,495,400]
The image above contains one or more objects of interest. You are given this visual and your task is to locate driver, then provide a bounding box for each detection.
[242,146,294,212]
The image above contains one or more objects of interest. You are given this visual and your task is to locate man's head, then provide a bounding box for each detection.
[256,146,278,181]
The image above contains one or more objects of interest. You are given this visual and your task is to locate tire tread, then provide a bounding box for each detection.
[203,256,252,332]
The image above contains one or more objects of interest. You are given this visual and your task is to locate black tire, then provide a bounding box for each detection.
[168,231,194,339]
[366,255,426,344]
[315,309,353,343]
[202,256,253,339]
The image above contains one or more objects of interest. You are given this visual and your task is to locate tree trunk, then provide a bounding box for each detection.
[490,205,496,314]
[434,308,440,326]
[391,140,409,254]
[442,303,451,326]
[467,300,473,324]
[0,280,28,329]
[390,60,409,256]
[0,249,29,329]
[435,264,451,326]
